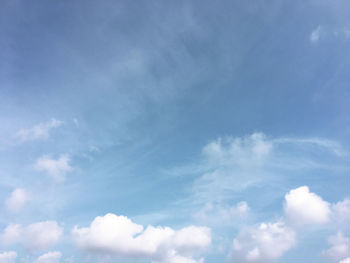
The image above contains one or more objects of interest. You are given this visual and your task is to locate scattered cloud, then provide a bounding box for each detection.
[284,186,331,226]
[189,133,344,204]
[332,199,350,225]
[15,119,63,142]
[1,221,63,251]
[72,213,211,263]
[34,155,72,181]
[5,188,30,213]
[323,233,350,261]
[0,251,17,263]
[310,26,323,43]
[228,221,296,263]
[195,201,249,225]
[35,251,62,263]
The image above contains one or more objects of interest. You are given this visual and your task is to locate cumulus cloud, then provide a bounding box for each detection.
[0,251,17,263]
[34,155,72,181]
[332,199,350,225]
[284,186,331,226]
[5,188,30,212]
[228,221,296,263]
[1,221,63,251]
[323,233,350,261]
[72,213,211,263]
[35,251,62,263]
[195,201,249,225]
[15,119,63,142]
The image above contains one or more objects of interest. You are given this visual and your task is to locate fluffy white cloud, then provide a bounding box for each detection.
[35,251,62,263]
[332,199,350,224]
[340,258,350,263]
[5,188,30,212]
[1,221,63,251]
[34,155,72,181]
[323,233,350,261]
[284,186,331,225]
[72,213,211,263]
[15,119,63,142]
[228,221,295,263]
[195,201,249,225]
[0,251,17,263]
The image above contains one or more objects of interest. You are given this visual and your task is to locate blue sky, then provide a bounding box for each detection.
[0,0,350,263]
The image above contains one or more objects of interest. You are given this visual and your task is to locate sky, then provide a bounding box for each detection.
[0,0,350,263]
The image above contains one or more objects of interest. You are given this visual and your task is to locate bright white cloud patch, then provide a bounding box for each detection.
[1,221,63,251]
[284,186,330,225]
[5,188,30,212]
[72,213,211,263]
[34,155,72,181]
[35,251,62,263]
[323,233,350,261]
[0,251,17,263]
[340,258,350,263]
[228,221,295,263]
[15,119,63,142]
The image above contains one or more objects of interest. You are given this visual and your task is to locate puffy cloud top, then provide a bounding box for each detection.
[229,221,295,263]
[284,186,331,225]
[34,155,72,181]
[72,213,211,263]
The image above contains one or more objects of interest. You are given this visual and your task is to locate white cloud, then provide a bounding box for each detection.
[72,213,211,263]
[310,26,322,43]
[34,155,72,181]
[35,251,62,263]
[5,188,30,212]
[195,201,249,225]
[15,119,63,142]
[340,258,350,263]
[323,233,350,261]
[187,133,343,204]
[332,199,350,224]
[284,186,331,225]
[1,221,63,251]
[0,251,17,263]
[228,221,296,263]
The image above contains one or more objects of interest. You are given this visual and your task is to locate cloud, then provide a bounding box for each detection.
[323,233,350,261]
[283,186,331,226]
[35,251,62,263]
[5,188,30,212]
[340,258,350,263]
[228,221,296,263]
[310,26,322,43]
[195,201,249,225]
[189,133,343,204]
[72,213,211,263]
[1,221,63,251]
[15,119,63,142]
[332,199,350,225]
[34,155,72,181]
[0,251,17,263]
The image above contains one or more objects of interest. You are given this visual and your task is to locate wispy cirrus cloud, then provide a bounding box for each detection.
[15,119,63,143]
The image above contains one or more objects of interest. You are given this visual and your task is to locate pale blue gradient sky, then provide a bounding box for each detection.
[0,1,350,263]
